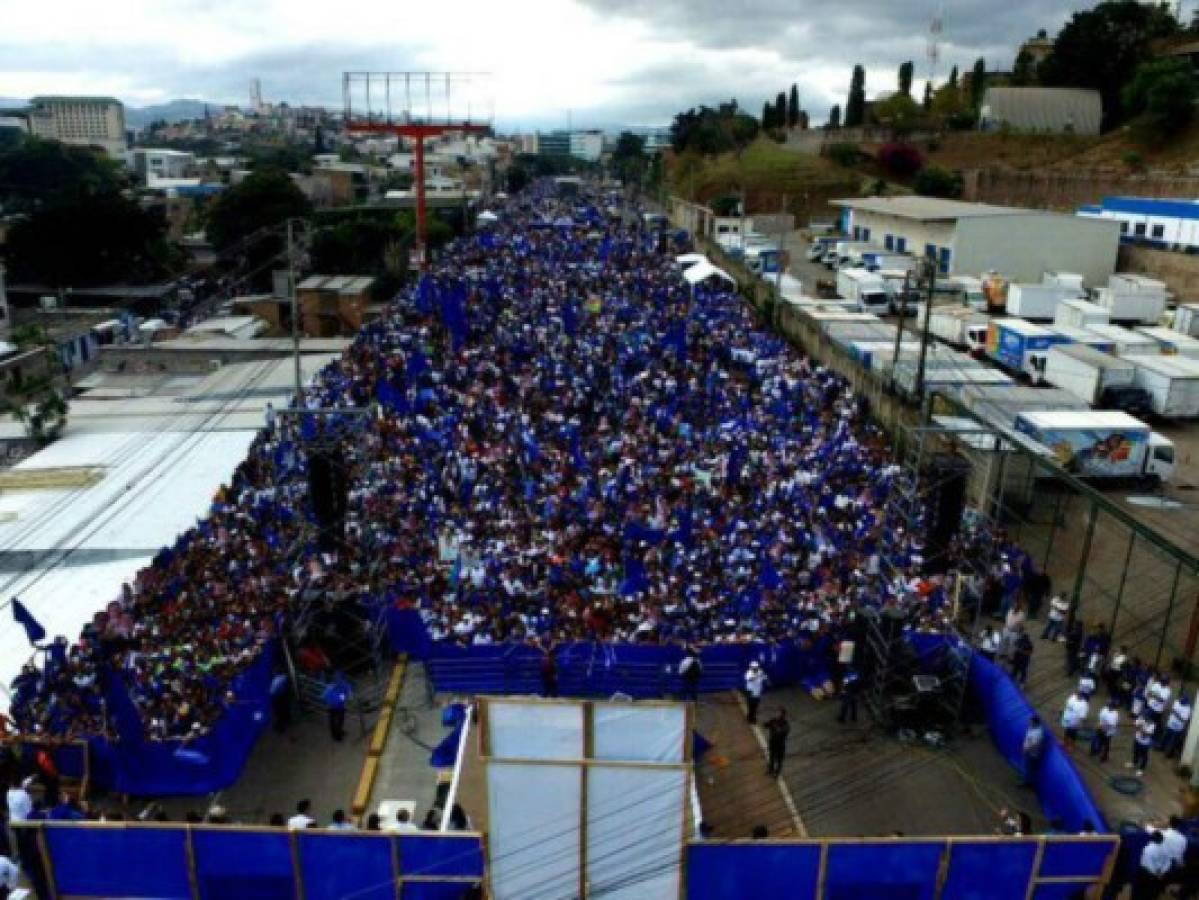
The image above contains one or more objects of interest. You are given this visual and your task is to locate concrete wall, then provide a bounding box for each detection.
[1119,244,1199,300]
[962,168,1199,213]
[844,210,956,257]
[953,214,1120,285]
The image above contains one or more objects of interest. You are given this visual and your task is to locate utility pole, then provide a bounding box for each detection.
[774,194,788,295]
[287,218,302,407]
[890,268,912,393]
[914,258,938,403]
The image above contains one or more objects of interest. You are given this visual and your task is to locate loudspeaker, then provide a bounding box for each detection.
[924,454,969,573]
[307,448,348,545]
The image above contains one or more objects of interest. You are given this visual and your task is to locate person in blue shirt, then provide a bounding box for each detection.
[322,673,352,743]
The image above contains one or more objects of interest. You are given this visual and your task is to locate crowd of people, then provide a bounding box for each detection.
[6,180,973,746]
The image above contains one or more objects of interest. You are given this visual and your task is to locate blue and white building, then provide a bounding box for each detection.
[1078,197,1199,252]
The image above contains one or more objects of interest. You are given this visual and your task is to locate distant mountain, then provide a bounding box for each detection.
[125,99,215,128]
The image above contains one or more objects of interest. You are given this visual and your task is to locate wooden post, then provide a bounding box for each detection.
[37,825,59,900]
[184,825,201,900]
[932,839,953,900]
[392,833,403,900]
[290,829,307,900]
[815,841,829,899]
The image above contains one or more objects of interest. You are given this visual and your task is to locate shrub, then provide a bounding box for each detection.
[877,142,924,178]
[826,142,862,167]
[914,165,964,198]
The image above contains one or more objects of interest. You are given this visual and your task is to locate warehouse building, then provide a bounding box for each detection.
[831,196,1120,286]
[1078,197,1199,251]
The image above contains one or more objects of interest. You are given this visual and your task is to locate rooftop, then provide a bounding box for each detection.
[830,196,1032,222]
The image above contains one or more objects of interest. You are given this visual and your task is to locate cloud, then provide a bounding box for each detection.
[0,0,1080,127]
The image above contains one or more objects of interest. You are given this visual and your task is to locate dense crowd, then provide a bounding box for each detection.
[7,182,1014,744]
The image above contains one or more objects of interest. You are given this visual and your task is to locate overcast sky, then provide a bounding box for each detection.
[1,0,1086,128]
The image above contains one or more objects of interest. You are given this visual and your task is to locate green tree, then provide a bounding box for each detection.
[1123,57,1199,136]
[3,327,67,444]
[872,93,924,135]
[761,100,775,129]
[0,137,122,214]
[898,61,915,97]
[948,65,959,89]
[845,65,867,127]
[969,58,988,109]
[1011,49,1037,86]
[206,168,312,289]
[611,131,648,185]
[922,81,934,111]
[828,104,842,129]
[670,101,759,154]
[788,84,800,127]
[4,190,175,287]
[775,92,788,129]
[1040,0,1181,129]
[826,142,860,166]
[914,165,964,198]
[506,162,530,193]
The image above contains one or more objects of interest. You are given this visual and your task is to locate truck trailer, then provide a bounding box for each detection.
[1005,284,1082,321]
[1126,354,1199,418]
[1134,327,1199,359]
[1084,324,1158,358]
[1054,299,1110,330]
[836,268,892,313]
[927,307,989,355]
[1042,344,1140,409]
[986,318,1072,383]
[1171,303,1199,338]
[1014,410,1175,484]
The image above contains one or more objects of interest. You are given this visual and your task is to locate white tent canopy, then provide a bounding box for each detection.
[676,252,707,266]
[476,210,499,223]
[682,259,736,286]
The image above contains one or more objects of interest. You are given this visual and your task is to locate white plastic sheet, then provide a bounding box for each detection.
[488,762,580,900]
[586,765,686,900]
[593,705,686,762]
[487,700,583,760]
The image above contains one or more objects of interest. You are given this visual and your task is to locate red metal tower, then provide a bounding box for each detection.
[343,72,492,268]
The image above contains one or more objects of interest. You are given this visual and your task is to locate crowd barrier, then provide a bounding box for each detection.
[393,611,1108,834]
[687,834,1118,900]
[15,821,485,900]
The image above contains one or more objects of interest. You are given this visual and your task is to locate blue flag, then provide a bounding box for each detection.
[12,598,45,645]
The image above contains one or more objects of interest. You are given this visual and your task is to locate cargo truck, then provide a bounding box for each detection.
[1126,355,1199,418]
[1048,326,1115,354]
[1054,299,1110,330]
[1006,284,1082,321]
[1171,303,1199,338]
[1042,345,1151,415]
[836,268,892,313]
[859,251,917,274]
[1094,275,1168,324]
[1085,324,1158,357]
[927,307,989,355]
[1135,327,1199,359]
[1014,410,1176,485]
[986,319,1073,384]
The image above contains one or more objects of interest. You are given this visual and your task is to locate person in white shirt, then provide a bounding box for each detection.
[1060,692,1089,748]
[744,661,767,725]
[1042,595,1070,642]
[0,853,18,898]
[1147,674,1172,724]
[1160,817,1188,872]
[5,778,33,823]
[385,809,420,833]
[1138,830,1172,896]
[1160,694,1191,759]
[1129,715,1156,776]
[1077,671,1097,699]
[1090,701,1119,763]
[287,799,315,830]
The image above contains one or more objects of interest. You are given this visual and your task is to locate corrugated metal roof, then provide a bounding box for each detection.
[830,196,1031,221]
[980,87,1102,136]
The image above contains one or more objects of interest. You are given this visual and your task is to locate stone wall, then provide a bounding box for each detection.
[961,168,1199,212]
[1119,244,1199,301]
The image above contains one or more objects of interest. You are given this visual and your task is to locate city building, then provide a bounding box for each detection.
[296,275,376,337]
[26,96,127,155]
[536,130,571,157]
[831,195,1120,284]
[568,130,603,162]
[978,87,1102,136]
[129,148,195,185]
[1078,197,1199,251]
[1018,30,1055,67]
[624,125,672,153]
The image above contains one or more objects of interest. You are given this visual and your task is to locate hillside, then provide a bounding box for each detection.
[671,138,861,217]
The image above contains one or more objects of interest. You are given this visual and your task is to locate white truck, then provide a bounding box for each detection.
[1171,303,1199,338]
[825,240,872,269]
[859,251,917,273]
[1006,283,1082,320]
[1135,327,1199,358]
[1126,354,1199,418]
[1085,324,1159,357]
[1014,410,1176,485]
[946,275,989,311]
[1094,274,1168,324]
[927,307,989,355]
[1042,344,1144,411]
[836,268,891,313]
[1043,271,1087,293]
[1054,299,1110,330]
